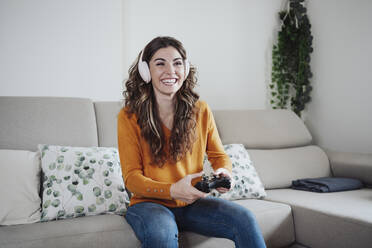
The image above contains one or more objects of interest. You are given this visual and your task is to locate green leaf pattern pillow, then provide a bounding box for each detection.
[204,144,266,200]
[38,145,129,221]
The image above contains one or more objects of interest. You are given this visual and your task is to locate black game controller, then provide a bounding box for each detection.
[194,174,231,193]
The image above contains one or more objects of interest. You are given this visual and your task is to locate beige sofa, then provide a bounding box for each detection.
[0,96,371,248]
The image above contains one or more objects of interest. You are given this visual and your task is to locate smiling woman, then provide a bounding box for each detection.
[149,47,187,99]
[124,37,197,165]
[118,36,266,248]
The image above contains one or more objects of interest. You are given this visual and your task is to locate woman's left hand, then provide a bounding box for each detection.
[214,168,233,194]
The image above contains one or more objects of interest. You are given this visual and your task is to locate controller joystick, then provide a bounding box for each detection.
[194,174,231,193]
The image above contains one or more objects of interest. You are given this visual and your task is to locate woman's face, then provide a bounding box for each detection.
[149,46,186,99]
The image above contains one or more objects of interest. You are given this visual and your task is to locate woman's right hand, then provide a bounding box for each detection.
[170,172,207,204]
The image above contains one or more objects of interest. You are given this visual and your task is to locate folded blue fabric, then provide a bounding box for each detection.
[292,177,363,193]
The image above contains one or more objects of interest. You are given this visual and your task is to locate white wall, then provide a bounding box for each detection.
[0,0,122,101]
[1,0,282,107]
[122,0,282,110]
[306,0,372,153]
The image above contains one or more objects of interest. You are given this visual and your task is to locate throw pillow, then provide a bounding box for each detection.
[38,145,130,221]
[0,150,41,225]
[203,144,266,200]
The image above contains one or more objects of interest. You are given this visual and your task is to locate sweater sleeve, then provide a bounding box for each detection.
[205,103,232,173]
[117,109,172,200]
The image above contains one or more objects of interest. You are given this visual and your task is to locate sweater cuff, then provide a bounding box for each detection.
[140,182,173,200]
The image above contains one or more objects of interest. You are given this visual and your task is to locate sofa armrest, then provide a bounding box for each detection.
[325,150,372,186]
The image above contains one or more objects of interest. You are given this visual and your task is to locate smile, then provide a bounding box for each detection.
[161,78,178,85]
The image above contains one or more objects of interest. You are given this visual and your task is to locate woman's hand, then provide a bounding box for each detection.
[170,172,207,204]
[214,168,233,194]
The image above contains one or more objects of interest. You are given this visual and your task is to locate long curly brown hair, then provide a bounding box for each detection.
[123,36,199,167]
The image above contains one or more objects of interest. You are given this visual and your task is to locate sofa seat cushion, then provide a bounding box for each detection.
[0,199,294,248]
[265,188,372,248]
[0,215,140,248]
[235,199,295,248]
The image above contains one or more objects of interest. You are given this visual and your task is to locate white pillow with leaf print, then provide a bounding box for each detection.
[203,144,266,200]
[38,145,130,221]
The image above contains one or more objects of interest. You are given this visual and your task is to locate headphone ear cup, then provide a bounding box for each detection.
[138,50,151,83]
[184,59,190,80]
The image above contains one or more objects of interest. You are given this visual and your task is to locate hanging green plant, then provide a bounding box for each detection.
[270,0,313,118]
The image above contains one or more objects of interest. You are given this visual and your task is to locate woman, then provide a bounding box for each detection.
[117,36,266,248]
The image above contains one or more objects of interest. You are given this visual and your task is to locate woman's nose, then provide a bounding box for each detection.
[165,63,175,74]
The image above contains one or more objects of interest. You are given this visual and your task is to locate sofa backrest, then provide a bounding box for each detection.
[93,101,331,189]
[94,101,122,147]
[0,97,98,151]
[0,97,331,189]
[212,109,331,189]
[248,146,331,189]
[0,98,312,151]
[213,109,312,149]
[93,102,313,149]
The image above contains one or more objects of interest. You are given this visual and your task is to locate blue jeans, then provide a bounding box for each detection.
[125,197,266,248]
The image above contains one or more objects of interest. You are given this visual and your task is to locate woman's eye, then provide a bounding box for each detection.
[174,61,183,66]
[155,63,164,66]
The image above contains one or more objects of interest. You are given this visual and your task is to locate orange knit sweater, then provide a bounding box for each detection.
[117,100,231,208]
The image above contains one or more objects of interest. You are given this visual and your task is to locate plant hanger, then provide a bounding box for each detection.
[270,0,313,118]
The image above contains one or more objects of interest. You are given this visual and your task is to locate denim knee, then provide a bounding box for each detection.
[232,205,258,228]
[145,222,178,248]
[237,206,255,221]
[125,202,179,248]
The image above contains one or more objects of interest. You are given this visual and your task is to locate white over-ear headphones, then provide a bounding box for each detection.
[138,49,190,83]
